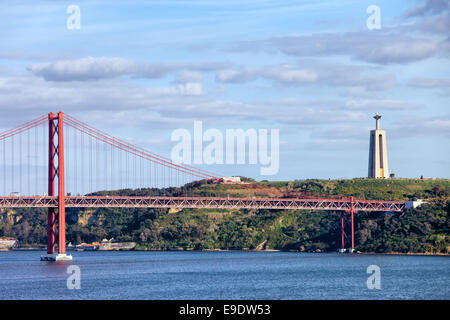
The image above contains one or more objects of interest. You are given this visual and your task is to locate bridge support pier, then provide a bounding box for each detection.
[40,112,72,262]
[339,196,355,254]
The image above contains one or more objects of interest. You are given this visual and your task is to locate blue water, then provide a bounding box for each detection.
[0,251,448,300]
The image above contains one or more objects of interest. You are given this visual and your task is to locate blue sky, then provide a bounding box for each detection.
[1,0,449,181]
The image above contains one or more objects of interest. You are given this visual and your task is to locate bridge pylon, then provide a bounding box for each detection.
[40,112,72,261]
[339,196,355,253]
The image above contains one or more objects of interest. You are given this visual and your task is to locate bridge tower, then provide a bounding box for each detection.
[339,196,355,253]
[41,112,72,261]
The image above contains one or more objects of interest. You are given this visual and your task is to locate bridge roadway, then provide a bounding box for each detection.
[0,196,405,212]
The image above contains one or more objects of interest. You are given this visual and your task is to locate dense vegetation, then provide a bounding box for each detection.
[1,178,449,254]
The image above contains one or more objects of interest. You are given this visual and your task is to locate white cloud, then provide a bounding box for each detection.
[392,116,450,137]
[215,62,396,90]
[266,66,318,83]
[229,31,447,65]
[173,71,203,84]
[27,57,229,81]
[215,67,258,83]
[407,77,450,88]
[344,99,423,111]
[404,0,450,18]
[27,57,136,81]
[175,82,204,95]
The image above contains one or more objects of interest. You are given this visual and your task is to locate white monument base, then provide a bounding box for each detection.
[339,249,346,253]
[40,253,73,261]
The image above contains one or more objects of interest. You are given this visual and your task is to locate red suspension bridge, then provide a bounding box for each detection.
[0,112,405,260]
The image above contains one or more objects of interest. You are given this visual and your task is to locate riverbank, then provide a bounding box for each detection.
[134,247,281,252]
[6,246,449,256]
[360,251,450,256]
[11,247,46,251]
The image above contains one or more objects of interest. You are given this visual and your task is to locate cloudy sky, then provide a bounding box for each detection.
[1,0,449,181]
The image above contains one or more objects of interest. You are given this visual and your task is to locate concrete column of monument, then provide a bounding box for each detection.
[368,113,389,179]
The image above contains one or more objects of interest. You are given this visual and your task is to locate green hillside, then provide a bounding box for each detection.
[0,178,449,254]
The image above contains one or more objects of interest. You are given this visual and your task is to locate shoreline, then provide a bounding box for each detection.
[359,251,450,256]
[5,247,449,256]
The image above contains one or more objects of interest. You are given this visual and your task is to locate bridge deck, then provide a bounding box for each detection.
[0,196,405,212]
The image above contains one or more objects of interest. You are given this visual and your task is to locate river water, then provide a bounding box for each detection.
[0,251,448,300]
